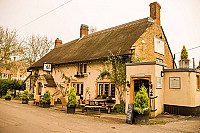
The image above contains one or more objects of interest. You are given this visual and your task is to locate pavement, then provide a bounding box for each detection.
[0,99,200,133]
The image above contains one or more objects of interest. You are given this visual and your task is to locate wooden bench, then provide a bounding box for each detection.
[85,105,102,114]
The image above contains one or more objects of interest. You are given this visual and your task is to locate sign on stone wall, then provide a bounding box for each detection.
[169,77,181,89]
[154,37,164,55]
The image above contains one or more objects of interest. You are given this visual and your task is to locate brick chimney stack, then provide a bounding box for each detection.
[80,24,89,38]
[55,38,62,47]
[150,2,161,25]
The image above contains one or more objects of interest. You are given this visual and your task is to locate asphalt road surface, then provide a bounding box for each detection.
[0,99,200,133]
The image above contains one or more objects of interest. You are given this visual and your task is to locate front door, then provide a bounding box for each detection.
[134,79,149,100]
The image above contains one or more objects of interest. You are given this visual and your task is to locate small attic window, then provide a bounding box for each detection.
[78,63,87,74]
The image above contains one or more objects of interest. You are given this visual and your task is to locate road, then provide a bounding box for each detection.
[0,99,200,133]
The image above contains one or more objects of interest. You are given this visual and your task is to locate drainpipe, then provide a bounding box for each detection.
[173,54,175,69]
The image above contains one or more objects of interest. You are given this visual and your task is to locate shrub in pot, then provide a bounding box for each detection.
[133,85,150,124]
[67,87,77,113]
[22,90,29,104]
[42,90,51,108]
[5,89,12,101]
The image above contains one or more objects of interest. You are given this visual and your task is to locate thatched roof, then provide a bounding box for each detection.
[30,18,153,68]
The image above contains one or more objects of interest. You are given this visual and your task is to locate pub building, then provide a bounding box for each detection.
[27,2,200,117]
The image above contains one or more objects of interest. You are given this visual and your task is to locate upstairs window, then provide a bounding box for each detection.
[78,64,87,74]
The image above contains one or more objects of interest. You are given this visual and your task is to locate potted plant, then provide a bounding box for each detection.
[21,90,29,104]
[42,90,51,108]
[5,89,12,101]
[133,85,150,124]
[67,87,77,113]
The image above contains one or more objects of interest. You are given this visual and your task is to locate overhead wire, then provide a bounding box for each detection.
[17,0,73,31]
[174,45,200,54]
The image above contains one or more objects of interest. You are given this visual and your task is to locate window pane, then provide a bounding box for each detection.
[72,83,76,88]
[84,64,87,73]
[80,84,83,95]
[110,84,115,98]
[98,83,103,96]
[104,83,109,96]
[79,64,83,74]
[76,84,79,94]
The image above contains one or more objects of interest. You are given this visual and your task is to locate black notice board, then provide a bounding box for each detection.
[126,104,134,124]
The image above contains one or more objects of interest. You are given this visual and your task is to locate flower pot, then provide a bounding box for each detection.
[42,102,50,108]
[5,97,11,101]
[22,99,29,104]
[67,106,76,114]
[133,110,150,124]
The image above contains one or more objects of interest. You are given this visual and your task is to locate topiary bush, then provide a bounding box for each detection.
[43,90,51,103]
[67,87,77,107]
[22,90,29,100]
[134,85,150,114]
[0,79,25,97]
[181,45,188,59]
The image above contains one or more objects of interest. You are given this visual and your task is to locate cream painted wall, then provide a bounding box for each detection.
[126,63,164,117]
[33,61,119,101]
[154,65,164,116]
[164,72,200,107]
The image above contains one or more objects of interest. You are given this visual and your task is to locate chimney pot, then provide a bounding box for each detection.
[55,38,62,47]
[150,2,161,25]
[80,24,89,38]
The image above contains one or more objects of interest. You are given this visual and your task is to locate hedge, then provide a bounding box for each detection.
[0,79,25,97]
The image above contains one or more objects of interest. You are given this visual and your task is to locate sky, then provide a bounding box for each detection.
[0,0,200,67]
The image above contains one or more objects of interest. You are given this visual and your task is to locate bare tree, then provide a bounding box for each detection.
[21,35,53,67]
[0,26,21,69]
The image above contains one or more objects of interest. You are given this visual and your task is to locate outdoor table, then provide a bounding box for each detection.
[85,105,102,114]
[88,99,107,106]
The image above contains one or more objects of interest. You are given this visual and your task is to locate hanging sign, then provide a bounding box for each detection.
[43,63,52,72]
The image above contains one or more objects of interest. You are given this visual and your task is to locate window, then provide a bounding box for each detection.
[83,64,87,73]
[72,82,84,95]
[110,84,115,98]
[156,58,163,63]
[78,64,87,74]
[104,83,109,96]
[169,77,181,89]
[98,83,103,96]
[197,75,200,90]
[97,82,115,98]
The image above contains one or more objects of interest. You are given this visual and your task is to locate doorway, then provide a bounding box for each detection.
[134,79,150,100]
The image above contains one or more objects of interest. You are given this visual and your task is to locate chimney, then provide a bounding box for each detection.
[193,58,195,68]
[55,38,62,47]
[150,2,161,25]
[80,24,89,38]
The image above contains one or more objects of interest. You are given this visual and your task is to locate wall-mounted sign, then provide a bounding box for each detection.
[154,37,164,55]
[169,77,181,89]
[43,63,52,72]
[135,73,145,77]
[156,77,162,89]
